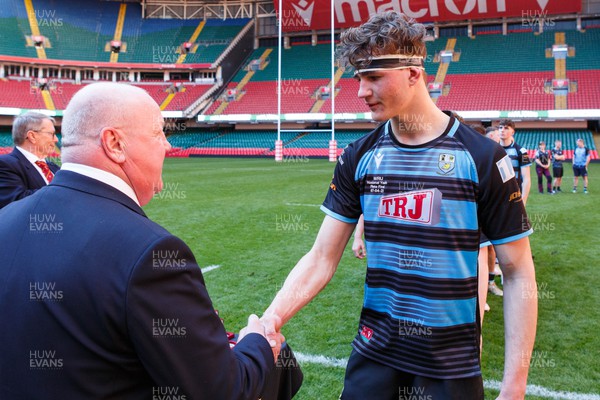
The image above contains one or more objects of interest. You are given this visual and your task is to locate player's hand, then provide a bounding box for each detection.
[260,314,285,362]
[352,237,367,259]
[496,384,526,400]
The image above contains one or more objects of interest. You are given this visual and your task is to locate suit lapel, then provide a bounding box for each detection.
[11,148,46,188]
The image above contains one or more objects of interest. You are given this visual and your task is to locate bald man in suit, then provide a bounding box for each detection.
[0,111,60,209]
[0,83,281,399]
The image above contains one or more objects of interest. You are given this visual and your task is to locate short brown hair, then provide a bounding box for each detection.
[498,119,515,129]
[337,11,427,71]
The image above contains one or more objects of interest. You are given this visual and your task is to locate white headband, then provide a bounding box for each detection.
[354,54,425,75]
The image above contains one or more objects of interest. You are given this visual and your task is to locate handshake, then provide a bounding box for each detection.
[238,314,285,362]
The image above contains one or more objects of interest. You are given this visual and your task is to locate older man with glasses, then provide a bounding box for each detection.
[0,111,60,209]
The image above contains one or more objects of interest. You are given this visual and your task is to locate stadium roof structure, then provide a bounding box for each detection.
[140,0,274,20]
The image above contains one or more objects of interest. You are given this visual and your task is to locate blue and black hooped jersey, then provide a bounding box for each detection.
[321,116,532,379]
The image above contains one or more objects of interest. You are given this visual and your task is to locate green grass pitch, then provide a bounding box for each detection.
[144,158,600,399]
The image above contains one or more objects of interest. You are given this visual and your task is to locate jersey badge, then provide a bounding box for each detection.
[360,325,374,342]
[437,153,456,175]
[374,152,384,168]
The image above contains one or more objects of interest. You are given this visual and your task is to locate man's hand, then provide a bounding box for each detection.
[239,314,283,362]
[260,314,284,361]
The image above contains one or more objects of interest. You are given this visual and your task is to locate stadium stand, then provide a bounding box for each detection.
[566,69,600,110]
[0,0,245,65]
[515,129,598,160]
[0,0,598,160]
[0,129,13,155]
[435,71,556,111]
[203,28,600,115]
[447,32,555,74]
[208,45,334,115]
[0,79,46,109]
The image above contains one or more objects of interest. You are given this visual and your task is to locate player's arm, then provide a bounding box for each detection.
[520,165,531,205]
[352,214,366,258]
[585,149,591,168]
[494,237,537,400]
[262,215,355,332]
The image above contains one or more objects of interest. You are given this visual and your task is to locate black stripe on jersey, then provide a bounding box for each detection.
[361,174,477,202]
[365,221,480,251]
[353,308,481,379]
[366,269,478,300]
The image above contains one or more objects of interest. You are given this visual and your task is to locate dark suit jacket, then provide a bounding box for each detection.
[0,171,273,399]
[0,147,60,209]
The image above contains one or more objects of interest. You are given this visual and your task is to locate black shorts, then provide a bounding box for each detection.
[573,165,588,177]
[340,349,484,400]
[552,166,563,178]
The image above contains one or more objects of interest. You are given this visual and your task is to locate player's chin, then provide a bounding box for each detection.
[369,111,388,122]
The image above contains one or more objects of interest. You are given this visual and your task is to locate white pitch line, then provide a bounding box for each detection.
[285,202,321,207]
[294,352,348,369]
[483,380,600,400]
[201,265,221,274]
[294,352,600,400]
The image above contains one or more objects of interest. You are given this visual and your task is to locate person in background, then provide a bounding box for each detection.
[534,141,553,194]
[572,138,591,194]
[0,111,59,209]
[485,126,500,143]
[0,82,280,399]
[498,119,531,205]
[477,124,503,313]
[551,139,565,193]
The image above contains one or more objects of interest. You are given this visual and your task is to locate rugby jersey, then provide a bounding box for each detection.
[551,148,564,168]
[502,140,531,188]
[321,116,532,379]
[573,147,590,166]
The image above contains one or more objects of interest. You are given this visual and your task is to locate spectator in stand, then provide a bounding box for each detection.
[572,138,591,194]
[551,139,565,193]
[534,141,553,194]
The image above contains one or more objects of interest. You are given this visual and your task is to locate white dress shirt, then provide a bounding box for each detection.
[60,163,140,206]
[16,146,50,184]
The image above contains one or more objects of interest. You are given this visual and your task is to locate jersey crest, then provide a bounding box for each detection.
[437,153,456,175]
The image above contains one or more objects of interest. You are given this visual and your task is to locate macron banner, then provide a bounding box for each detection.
[275,0,581,32]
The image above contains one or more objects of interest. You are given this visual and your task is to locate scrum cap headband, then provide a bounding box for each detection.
[354,54,425,75]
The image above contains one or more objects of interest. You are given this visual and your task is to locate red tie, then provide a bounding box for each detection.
[35,160,54,183]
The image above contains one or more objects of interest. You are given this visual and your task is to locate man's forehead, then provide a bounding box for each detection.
[354,68,407,79]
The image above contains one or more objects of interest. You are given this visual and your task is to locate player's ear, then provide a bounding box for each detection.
[408,67,423,85]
